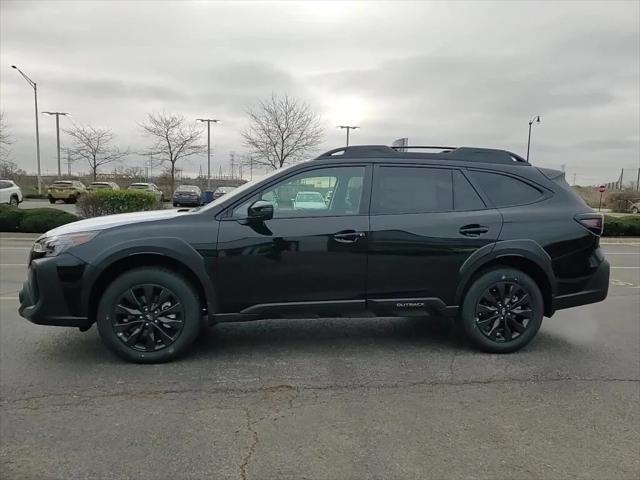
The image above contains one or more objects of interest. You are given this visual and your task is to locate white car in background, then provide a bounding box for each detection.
[127,182,164,201]
[293,191,327,210]
[0,179,23,206]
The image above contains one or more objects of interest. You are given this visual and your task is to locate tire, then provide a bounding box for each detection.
[96,267,202,363]
[459,267,544,353]
[9,195,18,206]
[49,197,56,204]
[632,207,639,214]
[173,203,178,208]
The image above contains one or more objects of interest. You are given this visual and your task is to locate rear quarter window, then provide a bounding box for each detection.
[469,170,543,207]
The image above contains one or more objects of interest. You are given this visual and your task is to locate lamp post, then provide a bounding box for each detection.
[11,65,42,193]
[43,112,69,178]
[337,125,359,146]
[196,118,221,189]
[526,115,541,162]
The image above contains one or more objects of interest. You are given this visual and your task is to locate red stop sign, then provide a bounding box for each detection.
[598,185,606,193]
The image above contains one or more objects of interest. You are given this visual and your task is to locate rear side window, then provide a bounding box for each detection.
[372,166,453,214]
[453,171,485,211]
[469,171,543,207]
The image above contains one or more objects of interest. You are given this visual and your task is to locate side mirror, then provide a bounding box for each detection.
[247,200,274,222]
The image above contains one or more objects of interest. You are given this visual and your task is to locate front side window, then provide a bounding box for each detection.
[232,166,365,219]
[0,181,10,189]
[372,166,453,214]
[469,170,543,207]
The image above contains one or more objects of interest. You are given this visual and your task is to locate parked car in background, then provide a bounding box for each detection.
[18,144,610,363]
[87,181,120,191]
[128,182,164,201]
[47,180,86,204]
[0,179,23,206]
[293,191,327,210]
[212,186,236,200]
[173,185,202,207]
[630,200,640,214]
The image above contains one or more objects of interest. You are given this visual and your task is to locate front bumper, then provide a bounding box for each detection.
[18,254,91,329]
[552,259,610,312]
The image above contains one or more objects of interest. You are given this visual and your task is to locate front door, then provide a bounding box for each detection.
[216,165,371,314]
[367,165,502,309]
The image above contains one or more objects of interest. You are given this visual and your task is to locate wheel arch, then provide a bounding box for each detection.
[86,252,215,325]
[456,240,557,317]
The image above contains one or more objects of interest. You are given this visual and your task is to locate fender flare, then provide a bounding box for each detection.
[454,239,557,306]
[80,236,217,316]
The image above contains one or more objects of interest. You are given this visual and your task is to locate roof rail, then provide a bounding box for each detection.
[315,145,529,165]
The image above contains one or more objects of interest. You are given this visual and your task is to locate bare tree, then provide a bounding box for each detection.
[140,113,205,192]
[0,111,14,162]
[64,124,128,180]
[241,93,324,170]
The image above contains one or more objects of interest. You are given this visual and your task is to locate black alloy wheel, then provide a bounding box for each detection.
[96,267,202,363]
[459,267,544,353]
[474,281,532,343]
[111,284,185,352]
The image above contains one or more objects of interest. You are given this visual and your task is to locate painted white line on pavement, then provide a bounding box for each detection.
[604,253,640,255]
[0,264,26,267]
[601,243,640,246]
[611,267,640,269]
[0,297,18,300]
[0,247,30,250]
[0,238,37,241]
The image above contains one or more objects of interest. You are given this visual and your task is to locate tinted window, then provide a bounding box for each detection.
[453,170,485,211]
[372,166,452,214]
[232,166,365,219]
[0,181,10,189]
[469,171,542,207]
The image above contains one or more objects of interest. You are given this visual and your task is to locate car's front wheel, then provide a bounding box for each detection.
[9,195,18,206]
[96,267,202,363]
[632,207,639,214]
[48,197,56,204]
[459,267,544,353]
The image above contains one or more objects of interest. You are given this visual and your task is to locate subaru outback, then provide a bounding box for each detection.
[19,145,609,363]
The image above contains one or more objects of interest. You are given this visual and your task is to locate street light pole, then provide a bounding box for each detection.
[526,115,541,162]
[12,65,42,193]
[196,118,221,190]
[43,112,69,178]
[337,125,359,146]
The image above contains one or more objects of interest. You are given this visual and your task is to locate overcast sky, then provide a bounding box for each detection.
[1,0,638,184]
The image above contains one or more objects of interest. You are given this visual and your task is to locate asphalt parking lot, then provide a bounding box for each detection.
[0,235,638,480]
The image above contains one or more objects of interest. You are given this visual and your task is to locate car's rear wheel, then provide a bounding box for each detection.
[96,267,201,363]
[459,267,543,353]
[632,207,639,214]
[48,197,56,204]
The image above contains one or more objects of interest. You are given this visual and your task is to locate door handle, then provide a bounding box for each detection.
[459,224,489,237]
[333,231,366,243]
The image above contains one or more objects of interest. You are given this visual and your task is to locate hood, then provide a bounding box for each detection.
[45,208,190,237]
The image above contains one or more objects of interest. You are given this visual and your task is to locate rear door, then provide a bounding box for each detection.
[366,165,502,308]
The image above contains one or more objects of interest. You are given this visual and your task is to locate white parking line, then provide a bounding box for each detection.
[604,253,640,255]
[0,297,18,300]
[0,264,26,267]
[610,267,640,269]
[0,247,30,250]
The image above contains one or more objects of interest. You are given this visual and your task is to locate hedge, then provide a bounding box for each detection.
[77,189,161,218]
[603,215,640,237]
[0,205,79,233]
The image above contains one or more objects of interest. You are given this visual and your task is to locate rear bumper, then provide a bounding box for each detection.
[551,259,610,312]
[18,255,90,329]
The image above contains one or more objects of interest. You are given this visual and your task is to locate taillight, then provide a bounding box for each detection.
[575,213,604,236]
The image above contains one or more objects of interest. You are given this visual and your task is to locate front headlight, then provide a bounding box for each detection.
[32,231,99,257]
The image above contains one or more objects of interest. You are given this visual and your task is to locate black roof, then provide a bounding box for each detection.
[315,145,529,166]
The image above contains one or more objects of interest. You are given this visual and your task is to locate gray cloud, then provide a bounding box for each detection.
[1,0,638,184]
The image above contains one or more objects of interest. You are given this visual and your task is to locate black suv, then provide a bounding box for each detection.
[19,145,610,363]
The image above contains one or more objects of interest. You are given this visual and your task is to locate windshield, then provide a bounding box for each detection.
[129,185,148,189]
[53,181,73,186]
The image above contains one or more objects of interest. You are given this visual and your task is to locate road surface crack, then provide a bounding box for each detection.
[239,407,259,480]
